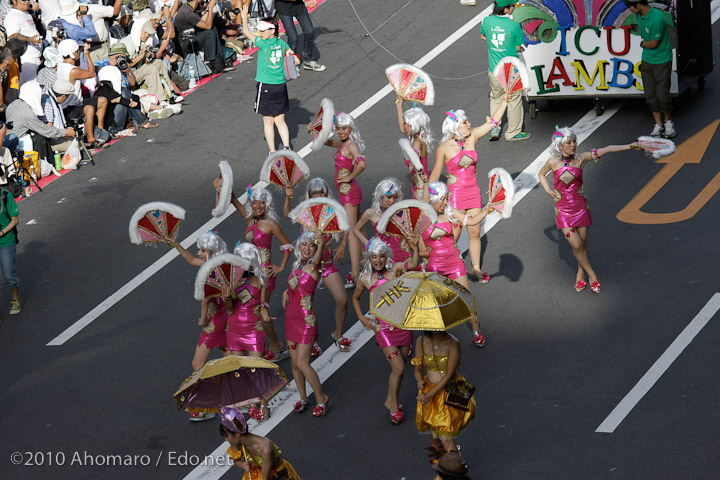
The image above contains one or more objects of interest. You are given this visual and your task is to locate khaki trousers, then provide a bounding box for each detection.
[488,72,524,140]
[134,60,168,102]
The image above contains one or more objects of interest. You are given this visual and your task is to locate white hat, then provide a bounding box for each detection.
[58,0,80,16]
[52,79,76,96]
[139,8,162,20]
[256,20,276,31]
[58,39,80,58]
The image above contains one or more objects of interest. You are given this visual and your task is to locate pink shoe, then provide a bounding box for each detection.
[473,331,486,348]
[575,280,587,292]
[189,411,216,422]
[294,400,307,413]
[390,410,404,425]
[312,398,329,417]
[479,272,490,283]
[590,281,601,294]
[311,344,323,357]
[248,405,269,422]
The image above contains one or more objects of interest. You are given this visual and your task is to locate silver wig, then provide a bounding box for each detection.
[428,181,455,218]
[371,177,404,216]
[440,109,469,144]
[244,185,279,222]
[359,237,394,284]
[548,126,577,158]
[233,242,267,286]
[305,177,335,200]
[197,232,228,259]
[403,107,435,149]
[292,231,319,270]
[335,112,366,153]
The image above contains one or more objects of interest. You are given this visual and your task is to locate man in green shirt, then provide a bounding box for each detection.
[480,0,530,142]
[624,0,675,138]
[0,183,21,317]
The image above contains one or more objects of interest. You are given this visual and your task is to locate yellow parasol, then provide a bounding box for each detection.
[369,271,477,331]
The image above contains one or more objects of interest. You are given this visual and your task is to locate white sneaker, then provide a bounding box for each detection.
[466,0,477,4]
[302,60,326,72]
[663,120,676,138]
[650,124,664,137]
[149,108,172,120]
[168,104,182,115]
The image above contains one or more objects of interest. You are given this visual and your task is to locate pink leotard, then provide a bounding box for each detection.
[553,164,592,229]
[197,297,228,350]
[421,221,465,279]
[245,223,276,292]
[374,219,411,266]
[446,148,482,210]
[226,283,265,352]
[404,151,429,200]
[369,277,413,349]
[335,146,364,206]
[285,267,319,345]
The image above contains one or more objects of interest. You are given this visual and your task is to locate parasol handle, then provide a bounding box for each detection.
[306,124,312,134]
[394,96,402,105]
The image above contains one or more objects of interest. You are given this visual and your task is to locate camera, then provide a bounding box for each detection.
[1,121,13,130]
[182,28,196,40]
[116,56,129,70]
[69,116,85,134]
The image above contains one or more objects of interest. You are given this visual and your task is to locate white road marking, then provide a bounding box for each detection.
[596,293,720,434]
[183,323,375,480]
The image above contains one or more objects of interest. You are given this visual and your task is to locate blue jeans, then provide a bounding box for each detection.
[0,243,19,288]
[111,87,148,133]
[278,8,316,62]
[3,133,19,153]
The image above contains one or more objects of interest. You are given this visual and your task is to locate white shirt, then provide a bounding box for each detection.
[87,4,114,43]
[38,0,59,28]
[3,8,42,65]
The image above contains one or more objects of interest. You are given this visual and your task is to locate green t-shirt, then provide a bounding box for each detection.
[0,190,18,247]
[480,15,524,72]
[254,37,287,85]
[637,7,672,64]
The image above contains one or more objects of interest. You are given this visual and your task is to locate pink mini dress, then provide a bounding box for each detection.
[374,219,411,266]
[197,297,228,350]
[369,277,413,348]
[335,146,364,206]
[225,283,265,352]
[421,221,465,279]
[245,223,276,292]
[285,267,319,345]
[405,150,429,200]
[446,147,482,211]
[553,164,592,229]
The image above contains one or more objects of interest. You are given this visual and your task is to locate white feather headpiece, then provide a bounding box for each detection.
[259,150,310,189]
[194,253,252,301]
[398,138,424,171]
[212,161,233,218]
[375,199,438,234]
[129,202,186,244]
[488,167,515,219]
[288,197,350,232]
[311,98,335,152]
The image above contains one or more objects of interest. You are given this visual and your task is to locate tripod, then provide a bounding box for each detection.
[75,128,95,168]
[251,0,271,19]
[11,150,42,197]
[179,28,201,84]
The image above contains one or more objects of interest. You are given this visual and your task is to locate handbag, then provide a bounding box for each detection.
[283,49,299,81]
[444,378,476,411]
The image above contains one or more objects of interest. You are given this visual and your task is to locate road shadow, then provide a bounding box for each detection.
[544,225,576,270]
[286,98,314,148]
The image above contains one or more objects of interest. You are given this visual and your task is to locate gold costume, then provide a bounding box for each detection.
[227,442,301,480]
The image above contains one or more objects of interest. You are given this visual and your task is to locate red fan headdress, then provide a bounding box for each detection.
[259,150,310,195]
[309,98,335,152]
[492,56,530,97]
[487,168,515,219]
[398,138,424,171]
[288,197,349,234]
[376,200,438,238]
[194,253,252,301]
[635,136,676,159]
[212,161,233,218]
[385,64,435,106]
[129,202,186,245]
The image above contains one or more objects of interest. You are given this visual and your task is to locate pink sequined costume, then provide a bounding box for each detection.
[553,164,592,229]
[369,277,413,348]
[319,233,338,277]
[421,222,465,279]
[446,147,482,210]
[285,267,319,345]
[335,146,364,206]
[245,223,276,292]
[405,151,429,200]
[197,297,228,349]
[226,283,265,352]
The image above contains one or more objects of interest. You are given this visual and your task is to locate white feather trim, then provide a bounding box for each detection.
[491,56,531,92]
[384,63,435,106]
[311,98,335,152]
[488,168,515,219]
[398,138,424,171]
[375,199,439,234]
[636,136,676,159]
[238,180,268,204]
[211,161,234,218]
[194,253,252,301]
[288,197,350,232]
[129,202,186,244]
[259,150,310,190]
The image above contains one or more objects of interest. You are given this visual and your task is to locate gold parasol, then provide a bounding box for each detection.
[369,271,477,331]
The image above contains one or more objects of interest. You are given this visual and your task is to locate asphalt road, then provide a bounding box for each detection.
[2,1,720,479]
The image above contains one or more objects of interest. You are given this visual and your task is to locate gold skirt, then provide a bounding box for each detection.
[242,459,301,480]
[416,374,476,437]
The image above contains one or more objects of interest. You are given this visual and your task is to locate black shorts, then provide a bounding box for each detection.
[254,82,289,116]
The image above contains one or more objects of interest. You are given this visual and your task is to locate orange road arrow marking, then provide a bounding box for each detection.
[617,119,720,224]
